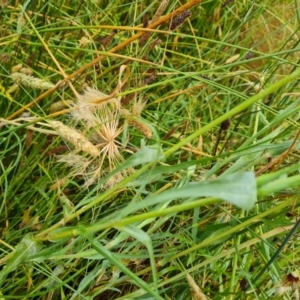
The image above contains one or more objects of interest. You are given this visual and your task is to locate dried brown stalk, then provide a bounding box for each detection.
[186,274,208,300]
[139,0,169,46]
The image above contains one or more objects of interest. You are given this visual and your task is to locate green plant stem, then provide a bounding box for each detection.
[251,216,300,291]
[258,173,300,196]
[39,197,221,241]
[165,67,300,157]
[80,229,164,300]
[36,68,300,240]
[166,197,295,263]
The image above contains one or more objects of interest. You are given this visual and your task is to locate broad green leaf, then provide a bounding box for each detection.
[125,171,256,214]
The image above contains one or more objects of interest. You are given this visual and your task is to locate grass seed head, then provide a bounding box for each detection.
[151,0,169,24]
[274,271,300,299]
[11,72,54,90]
[143,13,149,28]
[128,117,152,138]
[169,9,192,31]
[57,87,127,188]
[50,100,74,113]
[49,120,99,157]
[11,63,23,73]
[131,98,147,116]
[20,67,33,76]
[139,0,169,46]
[143,69,157,85]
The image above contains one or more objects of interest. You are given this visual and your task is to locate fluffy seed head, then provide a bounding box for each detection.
[73,87,119,128]
[274,271,300,298]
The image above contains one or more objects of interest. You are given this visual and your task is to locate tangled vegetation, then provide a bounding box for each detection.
[1,0,300,299]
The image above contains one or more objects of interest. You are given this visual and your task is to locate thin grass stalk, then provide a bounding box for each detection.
[7,0,202,120]
[168,197,296,262]
[119,223,295,300]
[35,69,300,240]
[164,67,300,157]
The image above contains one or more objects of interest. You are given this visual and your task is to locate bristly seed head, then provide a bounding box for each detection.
[72,87,119,128]
[128,117,152,139]
[169,9,192,31]
[274,271,300,298]
[11,72,54,90]
[54,87,130,188]
[49,120,99,157]
[220,119,231,131]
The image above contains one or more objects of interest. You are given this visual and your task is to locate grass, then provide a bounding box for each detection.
[1,0,300,299]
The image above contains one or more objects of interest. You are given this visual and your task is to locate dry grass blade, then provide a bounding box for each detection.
[139,0,169,46]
